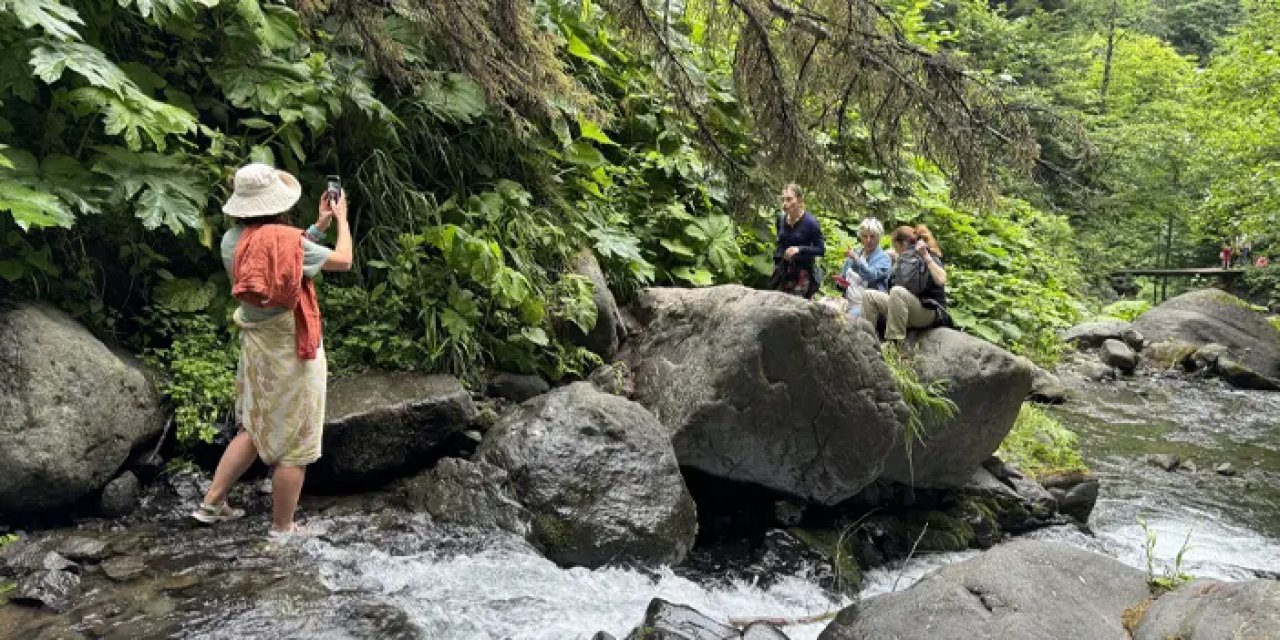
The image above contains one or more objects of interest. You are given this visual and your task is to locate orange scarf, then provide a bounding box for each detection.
[231,224,322,360]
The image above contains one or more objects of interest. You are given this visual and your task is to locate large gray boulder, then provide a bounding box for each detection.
[1134,289,1280,385]
[1062,320,1131,349]
[1134,579,1280,640]
[0,303,165,512]
[308,373,476,492]
[1100,338,1139,374]
[477,382,697,568]
[819,539,1150,640]
[879,329,1033,488]
[562,249,626,361]
[621,286,908,505]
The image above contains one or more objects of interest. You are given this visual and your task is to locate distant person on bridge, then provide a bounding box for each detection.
[1221,241,1234,269]
[1238,234,1252,266]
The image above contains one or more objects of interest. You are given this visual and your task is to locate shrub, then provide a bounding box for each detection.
[996,403,1088,477]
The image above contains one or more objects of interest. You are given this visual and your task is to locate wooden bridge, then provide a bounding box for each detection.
[1109,267,1246,303]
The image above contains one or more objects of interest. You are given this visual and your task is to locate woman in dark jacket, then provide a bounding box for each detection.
[768,183,826,299]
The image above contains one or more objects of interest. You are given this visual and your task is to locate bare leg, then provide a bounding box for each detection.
[202,431,258,506]
[270,465,307,531]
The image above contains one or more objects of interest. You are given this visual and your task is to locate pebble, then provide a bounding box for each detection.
[1215,462,1237,477]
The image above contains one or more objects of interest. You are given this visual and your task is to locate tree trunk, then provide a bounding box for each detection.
[1100,0,1118,113]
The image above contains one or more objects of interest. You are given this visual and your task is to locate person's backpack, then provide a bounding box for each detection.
[892,249,932,295]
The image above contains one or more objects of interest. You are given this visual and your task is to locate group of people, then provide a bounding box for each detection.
[1220,235,1267,269]
[768,183,951,343]
[195,174,950,537]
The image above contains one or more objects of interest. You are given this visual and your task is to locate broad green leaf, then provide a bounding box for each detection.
[136,183,203,233]
[566,141,606,167]
[565,34,607,67]
[0,178,75,230]
[235,0,299,50]
[578,116,616,145]
[660,238,696,257]
[4,0,83,42]
[90,146,208,232]
[520,326,549,347]
[672,266,715,286]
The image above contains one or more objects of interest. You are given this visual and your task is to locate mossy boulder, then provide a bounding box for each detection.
[1134,289,1280,388]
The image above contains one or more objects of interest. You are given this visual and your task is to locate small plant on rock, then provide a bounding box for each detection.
[1139,517,1193,593]
[882,342,958,481]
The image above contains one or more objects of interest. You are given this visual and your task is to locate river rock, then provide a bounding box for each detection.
[1216,355,1280,391]
[398,458,532,539]
[101,556,147,582]
[742,623,791,639]
[818,540,1150,640]
[56,536,110,563]
[1215,462,1237,477]
[308,373,476,492]
[1133,289,1280,388]
[485,373,549,403]
[588,363,630,396]
[623,598,738,640]
[621,286,907,505]
[477,382,697,568]
[1082,362,1118,381]
[1148,453,1181,472]
[1038,472,1100,523]
[3,546,77,574]
[1145,339,1199,370]
[1062,320,1131,349]
[879,329,1033,488]
[0,303,166,513]
[1028,365,1067,405]
[99,471,141,517]
[1100,339,1139,374]
[1120,326,1145,351]
[10,569,80,612]
[1134,579,1280,640]
[562,249,627,360]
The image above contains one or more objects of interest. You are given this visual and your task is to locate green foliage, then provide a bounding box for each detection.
[1100,299,1151,322]
[1241,264,1280,312]
[882,341,959,482]
[996,403,1089,478]
[0,533,16,549]
[1139,517,1194,593]
[142,308,237,446]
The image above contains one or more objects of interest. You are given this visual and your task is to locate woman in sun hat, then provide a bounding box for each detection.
[191,163,353,538]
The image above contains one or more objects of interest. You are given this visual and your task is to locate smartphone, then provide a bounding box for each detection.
[325,175,342,205]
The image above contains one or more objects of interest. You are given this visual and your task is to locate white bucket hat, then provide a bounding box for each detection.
[222,163,302,218]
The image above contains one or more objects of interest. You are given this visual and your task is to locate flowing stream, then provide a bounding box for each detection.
[3,373,1278,639]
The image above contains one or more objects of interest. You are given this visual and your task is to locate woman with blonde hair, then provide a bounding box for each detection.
[861,224,949,343]
[191,163,353,537]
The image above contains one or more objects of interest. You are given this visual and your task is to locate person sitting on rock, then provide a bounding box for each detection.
[767,183,826,299]
[839,217,892,293]
[862,224,950,343]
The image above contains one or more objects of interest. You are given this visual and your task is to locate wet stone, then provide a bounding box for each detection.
[101,556,148,582]
[1147,454,1180,472]
[160,572,201,593]
[1215,462,1237,477]
[57,536,111,563]
[11,570,81,612]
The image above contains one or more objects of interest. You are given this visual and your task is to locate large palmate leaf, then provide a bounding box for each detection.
[3,148,104,215]
[1,0,83,41]
[69,87,197,151]
[234,0,299,50]
[31,41,196,150]
[0,178,75,230]
[117,0,213,22]
[91,146,209,233]
[416,72,487,124]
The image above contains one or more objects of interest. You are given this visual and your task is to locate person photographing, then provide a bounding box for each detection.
[192,163,353,538]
